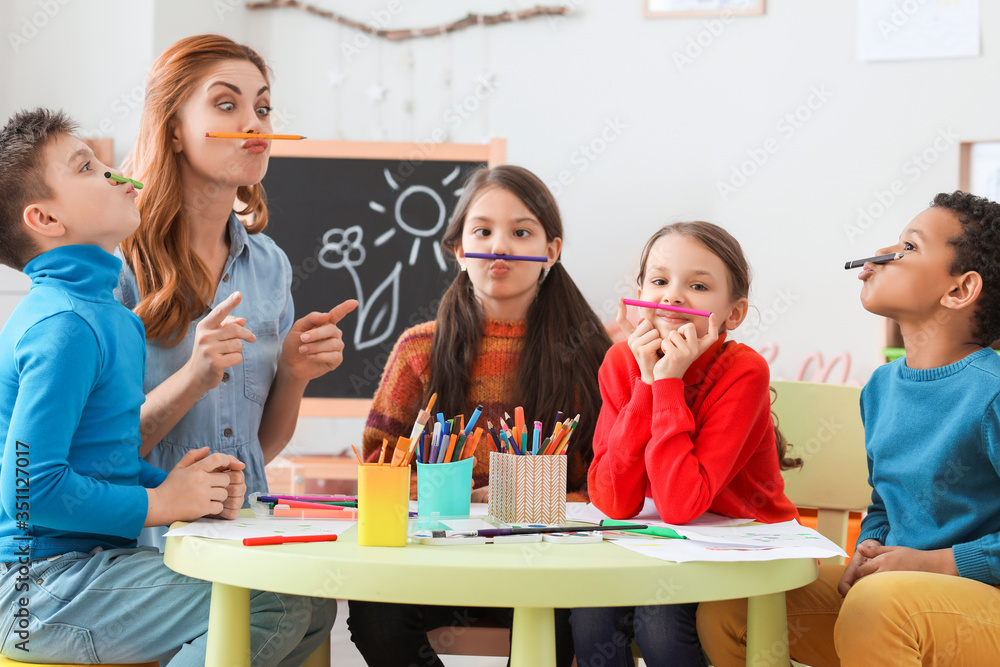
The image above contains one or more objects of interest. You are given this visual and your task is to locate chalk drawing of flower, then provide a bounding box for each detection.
[319,226,366,269]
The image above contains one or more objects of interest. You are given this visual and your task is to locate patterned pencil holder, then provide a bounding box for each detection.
[487,451,567,524]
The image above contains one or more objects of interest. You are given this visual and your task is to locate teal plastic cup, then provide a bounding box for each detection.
[416,456,474,518]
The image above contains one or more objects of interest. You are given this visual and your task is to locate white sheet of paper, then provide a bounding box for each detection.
[164,517,356,541]
[574,498,752,528]
[670,520,847,555]
[857,0,980,62]
[611,537,845,563]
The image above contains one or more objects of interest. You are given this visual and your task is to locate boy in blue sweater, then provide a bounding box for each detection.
[0,109,333,664]
[698,191,1000,666]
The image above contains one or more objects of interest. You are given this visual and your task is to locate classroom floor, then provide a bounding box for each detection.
[328,599,508,667]
[327,600,648,666]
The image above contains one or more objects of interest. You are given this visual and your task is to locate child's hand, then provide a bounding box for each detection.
[618,298,662,385]
[207,460,247,520]
[653,314,718,381]
[854,543,958,580]
[471,485,490,503]
[145,447,239,526]
[279,299,358,383]
[185,292,257,392]
[837,538,882,596]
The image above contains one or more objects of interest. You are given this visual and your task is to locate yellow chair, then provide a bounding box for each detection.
[772,380,871,566]
[0,658,156,667]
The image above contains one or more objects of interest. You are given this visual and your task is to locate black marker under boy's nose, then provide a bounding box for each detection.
[844,253,903,270]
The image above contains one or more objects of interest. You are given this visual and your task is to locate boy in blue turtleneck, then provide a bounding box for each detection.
[0,109,331,665]
[699,191,1000,666]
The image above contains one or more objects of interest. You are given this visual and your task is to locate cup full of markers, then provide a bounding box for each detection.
[414,395,483,518]
[487,407,580,524]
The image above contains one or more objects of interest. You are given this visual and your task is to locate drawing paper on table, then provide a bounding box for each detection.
[670,520,846,554]
[610,537,845,563]
[164,517,356,541]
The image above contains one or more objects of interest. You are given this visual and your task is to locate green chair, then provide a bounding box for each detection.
[772,380,871,566]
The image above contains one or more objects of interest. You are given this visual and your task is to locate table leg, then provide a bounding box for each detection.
[510,607,556,666]
[206,582,251,667]
[746,592,788,667]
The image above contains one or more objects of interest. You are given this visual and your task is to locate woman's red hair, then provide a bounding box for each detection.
[120,34,271,345]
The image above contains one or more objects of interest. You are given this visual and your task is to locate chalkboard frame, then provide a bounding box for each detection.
[266,138,507,417]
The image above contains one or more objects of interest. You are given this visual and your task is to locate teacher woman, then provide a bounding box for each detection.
[115,34,356,515]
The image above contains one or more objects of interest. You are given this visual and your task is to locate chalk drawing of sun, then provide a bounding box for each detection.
[368,166,464,271]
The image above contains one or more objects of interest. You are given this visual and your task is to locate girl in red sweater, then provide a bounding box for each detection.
[571,221,800,667]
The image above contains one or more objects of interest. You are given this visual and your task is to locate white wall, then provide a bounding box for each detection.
[2,1,996,449]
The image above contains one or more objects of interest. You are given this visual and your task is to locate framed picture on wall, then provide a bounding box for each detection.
[960,140,1000,202]
[643,0,765,17]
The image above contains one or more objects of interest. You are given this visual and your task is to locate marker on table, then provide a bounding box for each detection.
[844,253,903,270]
[271,507,358,519]
[243,534,338,546]
[600,520,686,539]
[104,172,143,189]
[429,523,648,538]
[259,496,357,508]
[205,132,307,140]
[464,253,548,262]
[622,298,711,318]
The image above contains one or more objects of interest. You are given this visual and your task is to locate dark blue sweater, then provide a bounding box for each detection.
[0,245,166,561]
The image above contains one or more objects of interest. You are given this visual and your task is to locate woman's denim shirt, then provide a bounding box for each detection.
[115,213,294,502]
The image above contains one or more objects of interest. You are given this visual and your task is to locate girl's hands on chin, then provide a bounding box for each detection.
[653,314,718,381]
[618,298,662,385]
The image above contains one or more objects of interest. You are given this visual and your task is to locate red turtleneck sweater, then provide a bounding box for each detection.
[589,335,798,525]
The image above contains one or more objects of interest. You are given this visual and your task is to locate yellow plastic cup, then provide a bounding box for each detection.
[357,465,411,547]
[416,456,474,518]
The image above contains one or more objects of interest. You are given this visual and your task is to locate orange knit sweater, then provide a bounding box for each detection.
[362,319,588,498]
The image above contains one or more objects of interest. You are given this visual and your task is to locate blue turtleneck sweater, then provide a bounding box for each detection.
[0,245,166,561]
[858,347,1000,584]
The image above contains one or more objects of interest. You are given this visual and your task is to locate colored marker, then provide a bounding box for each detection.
[259,496,356,509]
[844,253,903,270]
[486,420,503,452]
[290,499,358,508]
[260,494,356,502]
[205,132,307,140]
[622,298,711,318]
[465,405,483,435]
[600,520,686,540]
[429,523,647,538]
[104,172,143,189]
[464,252,548,262]
[272,507,358,519]
[243,534,338,546]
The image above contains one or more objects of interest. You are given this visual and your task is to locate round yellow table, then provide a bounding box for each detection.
[165,523,817,666]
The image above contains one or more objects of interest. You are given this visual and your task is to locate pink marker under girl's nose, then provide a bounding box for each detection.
[622,298,711,318]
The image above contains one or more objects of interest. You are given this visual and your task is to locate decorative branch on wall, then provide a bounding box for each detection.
[245,0,570,41]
